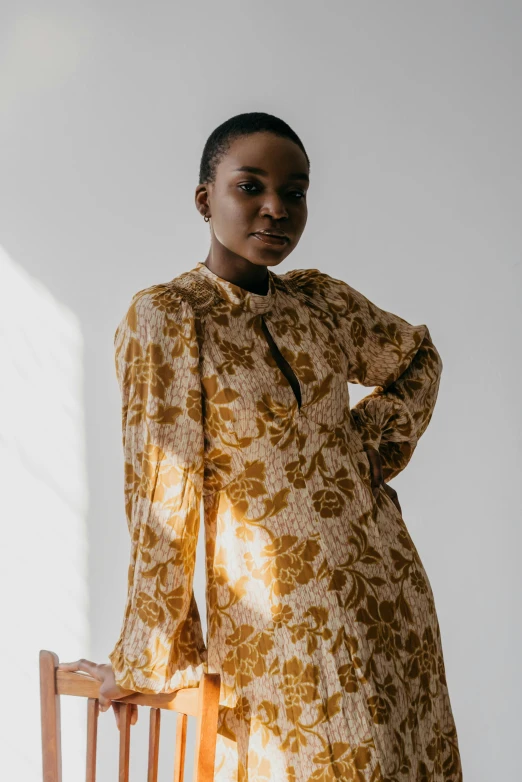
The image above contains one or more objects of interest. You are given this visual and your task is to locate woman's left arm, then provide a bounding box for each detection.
[337,276,442,482]
[287,269,443,483]
[348,321,443,483]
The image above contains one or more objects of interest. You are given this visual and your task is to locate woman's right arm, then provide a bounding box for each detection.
[108,287,208,694]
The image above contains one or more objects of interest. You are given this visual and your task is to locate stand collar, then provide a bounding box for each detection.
[192,261,276,315]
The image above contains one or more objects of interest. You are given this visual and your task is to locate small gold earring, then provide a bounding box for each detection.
[204,214,210,222]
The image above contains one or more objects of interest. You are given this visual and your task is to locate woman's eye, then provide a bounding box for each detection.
[238,183,306,199]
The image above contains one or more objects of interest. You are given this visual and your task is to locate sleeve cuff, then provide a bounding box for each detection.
[109,635,208,695]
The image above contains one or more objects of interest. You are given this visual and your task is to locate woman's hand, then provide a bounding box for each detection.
[365,447,402,514]
[57,659,138,730]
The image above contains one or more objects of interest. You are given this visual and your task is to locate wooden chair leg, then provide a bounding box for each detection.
[193,674,221,782]
[86,698,99,782]
[40,650,62,782]
[118,703,133,782]
[173,711,188,782]
[148,707,161,782]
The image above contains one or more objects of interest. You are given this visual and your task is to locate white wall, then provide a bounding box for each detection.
[1,2,520,779]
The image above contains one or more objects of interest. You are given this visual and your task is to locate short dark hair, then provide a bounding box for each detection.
[199,111,310,185]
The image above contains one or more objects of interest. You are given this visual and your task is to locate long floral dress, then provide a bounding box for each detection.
[109,260,463,781]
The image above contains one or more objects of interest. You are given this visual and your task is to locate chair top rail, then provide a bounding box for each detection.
[55,669,203,716]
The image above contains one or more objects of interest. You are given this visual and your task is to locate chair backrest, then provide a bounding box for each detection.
[39,650,221,782]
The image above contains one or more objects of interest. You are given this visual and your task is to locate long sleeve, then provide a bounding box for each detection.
[108,287,208,694]
[286,269,443,482]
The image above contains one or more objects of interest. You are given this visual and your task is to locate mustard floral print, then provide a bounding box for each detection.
[109,261,463,781]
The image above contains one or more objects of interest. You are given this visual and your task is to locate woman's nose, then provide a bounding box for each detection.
[260,196,289,220]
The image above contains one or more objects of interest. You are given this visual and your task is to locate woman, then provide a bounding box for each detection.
[60,112,463,781]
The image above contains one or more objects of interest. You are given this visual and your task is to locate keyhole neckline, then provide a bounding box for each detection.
[193,261,276,314]
[260,314,303,413]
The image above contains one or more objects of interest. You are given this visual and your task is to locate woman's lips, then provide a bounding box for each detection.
[252,233,289,247]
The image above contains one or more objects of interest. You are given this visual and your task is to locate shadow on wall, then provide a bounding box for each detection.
[0,246,89,780]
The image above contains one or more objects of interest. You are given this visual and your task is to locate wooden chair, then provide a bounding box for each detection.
[39,649,221,782]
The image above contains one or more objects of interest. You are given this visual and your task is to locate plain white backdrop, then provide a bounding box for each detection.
[1,2,520,780]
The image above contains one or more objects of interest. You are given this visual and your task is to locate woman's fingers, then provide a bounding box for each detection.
[364,447,383,498]
[57,659,138,727]
[364,448,402,513]
[58,659,102,680]
[58,660,111,713]
[111,701,138,730]
[384,483,402,514]
[112,701,120,729]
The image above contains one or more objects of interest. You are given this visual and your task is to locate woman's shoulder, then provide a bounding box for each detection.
[280,266,352,294]
[115,269,220,348]
[122,269,221,326]
[279,266,326,287]
[279,266,358,312]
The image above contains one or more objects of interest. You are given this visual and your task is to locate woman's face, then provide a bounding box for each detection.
[196,131,309,270]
